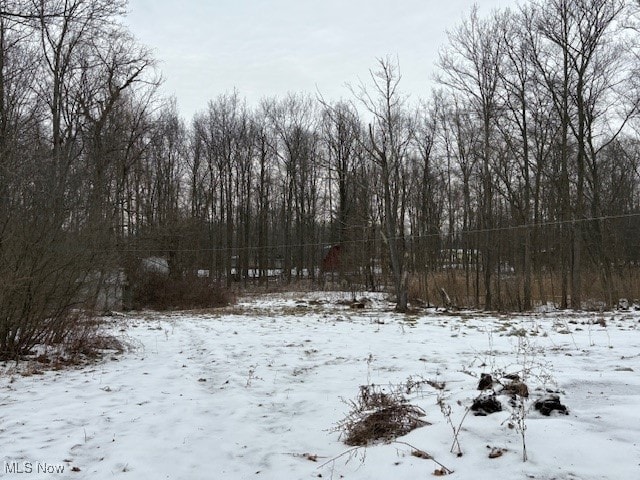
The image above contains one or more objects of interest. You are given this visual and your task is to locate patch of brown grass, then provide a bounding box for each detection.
[131,275,235,310]
[65,330,127,359]
[409,266,640,311]
[335,384,429,446]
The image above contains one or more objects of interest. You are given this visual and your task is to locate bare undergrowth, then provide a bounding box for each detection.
[1,324,135,376]
[335,384,430,446]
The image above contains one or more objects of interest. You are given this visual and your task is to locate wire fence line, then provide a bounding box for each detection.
[83,210,640,256]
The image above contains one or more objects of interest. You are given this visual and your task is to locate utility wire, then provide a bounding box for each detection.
[106,211,640,255]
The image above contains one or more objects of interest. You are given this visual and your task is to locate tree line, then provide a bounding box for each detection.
[2,0,640,357]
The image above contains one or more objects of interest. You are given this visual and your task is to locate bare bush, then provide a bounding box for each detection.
[63,321,128,360]
[129,274,234,310]
[335,384,429,446]
[0,228,106,360]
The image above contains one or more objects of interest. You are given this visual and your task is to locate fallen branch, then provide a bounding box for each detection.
[393,441,454,474]
[285,452,327,462]
[318,446,364,469]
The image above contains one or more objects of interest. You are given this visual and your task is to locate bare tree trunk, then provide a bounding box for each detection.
[353,58,413,312]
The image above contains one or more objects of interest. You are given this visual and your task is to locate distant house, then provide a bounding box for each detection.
[94,270,125,311]
[141,256,170,275]
[80,269,125,312]
[321,245,342,273]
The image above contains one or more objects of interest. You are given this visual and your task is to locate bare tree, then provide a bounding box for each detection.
[438,6,504,309]
[532,0,630,308]
[353,57,414,312]
[0,0,158,357]
[408,99,443,305]
[265,94,319,283]
[319,100,363,282]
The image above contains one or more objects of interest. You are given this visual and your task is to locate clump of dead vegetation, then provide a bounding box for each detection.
[335,384,430,446]
[130,274,234,310]
[1,315,133,375]
[63,322,129,360]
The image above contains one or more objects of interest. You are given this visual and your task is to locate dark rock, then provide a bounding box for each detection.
[534,395,568,416]
[503,373,520,382]
[477,373,494,391]
[471,394,502,416]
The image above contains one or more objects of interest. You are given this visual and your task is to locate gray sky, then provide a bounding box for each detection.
[126,0,519,119]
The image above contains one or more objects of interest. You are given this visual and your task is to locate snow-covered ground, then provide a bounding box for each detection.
[1,291,639,479]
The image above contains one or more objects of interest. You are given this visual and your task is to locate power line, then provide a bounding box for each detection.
[106,211,640,256]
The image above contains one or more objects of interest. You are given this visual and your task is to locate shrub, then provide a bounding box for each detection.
[130,274,234,310]
[335,384,429,446]
[0,233,108,361]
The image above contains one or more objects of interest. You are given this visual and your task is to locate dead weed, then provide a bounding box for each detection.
[335,384,430,446]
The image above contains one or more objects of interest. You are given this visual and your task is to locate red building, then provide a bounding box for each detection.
[321,245,342,273]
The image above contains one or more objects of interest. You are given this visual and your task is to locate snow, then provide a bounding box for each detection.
[1,292,639,479]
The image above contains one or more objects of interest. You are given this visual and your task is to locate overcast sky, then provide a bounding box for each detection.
[125,0,520,119]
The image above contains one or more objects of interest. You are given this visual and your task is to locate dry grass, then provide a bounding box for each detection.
[131,274,234,310]
[232,279,320,295]
[64,328,128,359]
[409,267,640,311]
[0,326,131,377]
[335,384,430,446]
